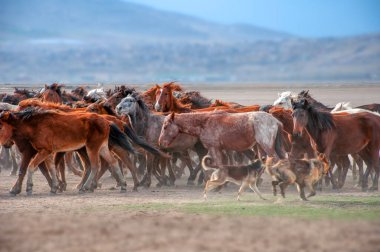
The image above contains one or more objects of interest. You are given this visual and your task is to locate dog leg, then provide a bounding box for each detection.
[249,183,266,200]
[271,180,279,196]
[203,180,224,200]
[279,182,288,198]
[237,182,249,201]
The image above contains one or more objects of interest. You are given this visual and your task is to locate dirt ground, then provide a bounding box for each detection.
[1,84,380,252]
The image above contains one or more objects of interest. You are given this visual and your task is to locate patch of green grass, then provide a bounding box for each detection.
[81,195,380,221]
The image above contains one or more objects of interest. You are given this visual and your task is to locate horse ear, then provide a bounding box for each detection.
[0,112,12,121]
[278,92,281,98]
[169,112,175,121]
[45,84,48,89]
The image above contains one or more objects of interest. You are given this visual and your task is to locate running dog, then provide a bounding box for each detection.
[265,157,324,201]
[201,155,266,201]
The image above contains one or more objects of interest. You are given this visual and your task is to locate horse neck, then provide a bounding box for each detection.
[171,93,192,113]
[131,104,153,136]
[174,113,208,136]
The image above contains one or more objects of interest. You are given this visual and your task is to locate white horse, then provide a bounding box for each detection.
[0,102,18,111]
[332,102,380,116]
[85,87,106,102]
[273,91,296,109]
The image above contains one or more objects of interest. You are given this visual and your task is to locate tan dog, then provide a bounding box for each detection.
[266,157,324,201]
[202,155,266,201]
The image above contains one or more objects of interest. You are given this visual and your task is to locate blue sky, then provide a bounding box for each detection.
[126,0,380,37]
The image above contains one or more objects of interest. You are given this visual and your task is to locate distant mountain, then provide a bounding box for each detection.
[0,0,291,43]
[0,0,379,83]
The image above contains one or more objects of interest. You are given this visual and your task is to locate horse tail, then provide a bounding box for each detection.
[274,126,286,159]
[123,125,170,158]
[109,123,135,154]
[201,155,218,172]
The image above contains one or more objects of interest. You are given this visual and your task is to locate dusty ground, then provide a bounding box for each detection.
[1,84,380,252]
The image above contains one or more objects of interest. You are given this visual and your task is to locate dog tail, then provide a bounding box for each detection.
[201,155,218,172]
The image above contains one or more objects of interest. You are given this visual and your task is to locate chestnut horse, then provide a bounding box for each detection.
[159,111,286,166]
[0,108,130,194]
[292,99,380,191]
[154,82,192,113]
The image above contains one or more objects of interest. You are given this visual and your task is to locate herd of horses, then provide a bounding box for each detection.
[0,82,379,200]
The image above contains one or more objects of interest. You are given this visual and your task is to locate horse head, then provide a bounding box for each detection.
[0,111,14,145]
[154,82,176,112]
[273,91,293,109]
[291,98,309,137]
[159,112,179,148]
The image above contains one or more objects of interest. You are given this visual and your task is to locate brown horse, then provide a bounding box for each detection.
[0,108,130,194]
[154,82,192,113]
[41,83,64,103]
[17,99,166,191]
[292,98,380,191]
[159,111,286,166]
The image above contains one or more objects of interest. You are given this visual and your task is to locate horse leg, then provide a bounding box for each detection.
[351,154,358,182]
[164,158,176,186]
[181,151,195,185]
[369,147,379,191]
[65,151,83,177]
[10,147,19,176]
[359,149,371,191]
[338,156,350,189]
[249,181,266,200]
[100,146,127,192]
[26,150,52,195]
[82,147,100,192]
[237,181,249,201]
[54,152,66,192]
[279,182,289,198]
[139,154,154,188]
[75,148,91,191]
[10,148,36,196]
[111,146,140,191]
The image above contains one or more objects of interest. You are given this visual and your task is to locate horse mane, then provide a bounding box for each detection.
[18,98,72,111]
[162,82,192,112]
[294,99,335,131]
[129,92,150,114]
[178,91,211,108]
[211,99,230,107]
[71,86,88,97]
[45,83,64,97]
[166,82,183,92]
[259,105,273,112]
[14,88,36,98]
[143,84,160,98]
[297,90,331,111]
[268,106,292,114]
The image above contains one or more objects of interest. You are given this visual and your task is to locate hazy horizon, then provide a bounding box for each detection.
[125,0,380,38]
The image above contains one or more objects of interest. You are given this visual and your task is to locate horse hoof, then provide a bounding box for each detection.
[156,182,162,188]
[120,188,127,193]
[49,191,57,196]
[26,191,33,196]
[79,189,86,194]
[132,187,138,192]
[369,187,378,191]
[9,191,17,197]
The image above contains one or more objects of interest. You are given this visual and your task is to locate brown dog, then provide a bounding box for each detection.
[202,155,266,200]
[266,157,324,201]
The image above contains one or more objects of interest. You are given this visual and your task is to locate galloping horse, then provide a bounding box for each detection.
[116,93,206,186]
[292,99,380,191]
[0,108,131,194]
[158,111,286,166]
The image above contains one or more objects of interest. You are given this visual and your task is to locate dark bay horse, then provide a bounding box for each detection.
[292,99,380,191]
[159,111,286,166]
